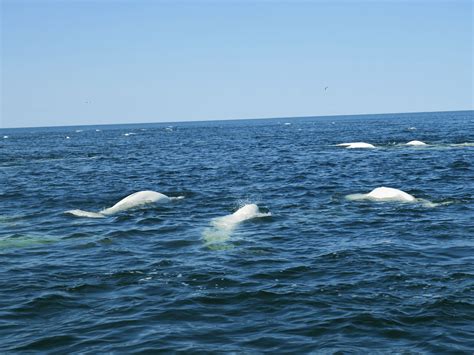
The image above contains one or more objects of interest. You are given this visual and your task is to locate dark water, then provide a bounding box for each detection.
[1,111,473,353]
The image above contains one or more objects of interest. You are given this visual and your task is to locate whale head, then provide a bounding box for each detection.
[231,204,260,221]
[204,204,270,247]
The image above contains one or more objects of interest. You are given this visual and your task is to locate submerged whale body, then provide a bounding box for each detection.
[406,140,427,146]
[337,142,376,149]
[203,204,271,245]
[66,190,179,218]
[346,187,416,203]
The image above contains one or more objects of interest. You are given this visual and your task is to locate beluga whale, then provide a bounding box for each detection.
[337,142,376,149]
[346,186,416,202]
[202,204,271,248]
[345,186,446,208]
[406,140,427,146]
[66,190,183,218]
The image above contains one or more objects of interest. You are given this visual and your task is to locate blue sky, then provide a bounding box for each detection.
[1,0,472,128]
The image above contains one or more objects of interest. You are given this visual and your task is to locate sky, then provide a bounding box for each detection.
[1,0,472,128]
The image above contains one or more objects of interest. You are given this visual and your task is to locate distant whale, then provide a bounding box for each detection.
[337,142,376,149]
[203,204,271,245]
[406,140,427,146]
[346,186,447,207]
[346,187,416,203]
[66,190,183,218]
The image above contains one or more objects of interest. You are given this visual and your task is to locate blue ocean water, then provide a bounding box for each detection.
[0,110,473,352]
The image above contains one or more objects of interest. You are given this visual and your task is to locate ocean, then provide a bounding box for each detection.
[1,110,473,352]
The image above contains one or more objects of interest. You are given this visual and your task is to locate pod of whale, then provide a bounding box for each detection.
[66,190,182,218]
[203,204,271,245]
[346,187,416,203]
[337,142,376,149]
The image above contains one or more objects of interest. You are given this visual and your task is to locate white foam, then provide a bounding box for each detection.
[66,190,180,218]
[66,136,70,139]
[406,140,427,146]
[337,142,375,149]
[203,204,271,245]
[3,136,8,139]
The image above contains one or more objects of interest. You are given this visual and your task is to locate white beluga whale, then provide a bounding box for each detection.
[66,190,183,218]
[346,187,416,203]
[203,204,271,247]
[337,142,376,149]
[346,186,448,207]
[406,140,427,146]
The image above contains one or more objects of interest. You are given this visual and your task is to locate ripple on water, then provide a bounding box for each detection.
[0,111,473,352]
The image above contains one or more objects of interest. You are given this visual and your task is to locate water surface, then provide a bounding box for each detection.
[1,111,473,352]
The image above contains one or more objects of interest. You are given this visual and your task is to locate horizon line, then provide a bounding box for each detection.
[1,108,473,130]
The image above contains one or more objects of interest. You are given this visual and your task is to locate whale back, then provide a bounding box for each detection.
[101,190,170,215]
[406,140,427,146]
[338,142,375,149]
[367,187,416,202]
